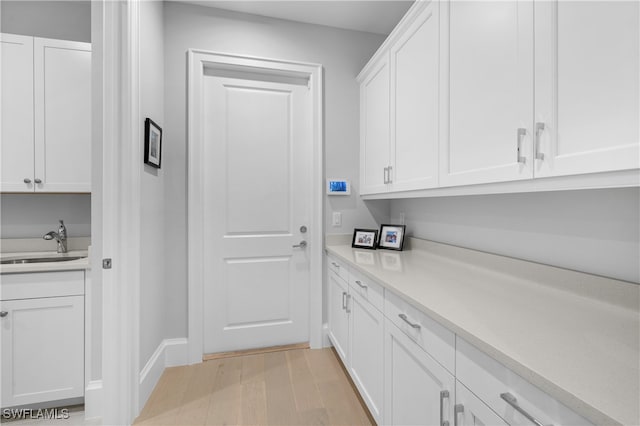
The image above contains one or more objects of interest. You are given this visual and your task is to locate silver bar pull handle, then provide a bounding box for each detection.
[517,128,527,164]
[23,178,32,184]
[500,393,548,426]
[355,280,367,289]
[383,167,389,184]
[454,404,464,426]
[0,311,8,318]
[535,122,545,160]
[346,294,351,313]
[342,292,347,310]
[440,390,450,426]
[34,178,42,184]
[388,165,393,184]
[398,313,421,329]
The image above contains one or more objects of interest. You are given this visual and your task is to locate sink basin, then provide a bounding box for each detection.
[1,256,86,265]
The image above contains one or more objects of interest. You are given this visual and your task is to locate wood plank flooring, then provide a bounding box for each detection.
[134,348,374,425]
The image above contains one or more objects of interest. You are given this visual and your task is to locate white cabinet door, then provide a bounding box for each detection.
[534,1,639,178]
[440,0,534,187]
[1,295,84,407]
[455,380,508,426]
[390,1,440,192]
[384,319,455,426]
[328,270,349,364]
[1,34,34,192]
[349,291,384,423]
[360,54,391,195]
[34,38,91,192]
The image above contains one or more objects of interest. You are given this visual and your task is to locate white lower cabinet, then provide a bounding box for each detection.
[1,271,85,408]
[328,267,349,364]
[349,286,384,423]
[384,319,454,426]
[455,380,508,426]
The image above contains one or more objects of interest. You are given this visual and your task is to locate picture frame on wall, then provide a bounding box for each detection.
[378,224,406,251]
[144,118,162,169]
[352,228,378,250]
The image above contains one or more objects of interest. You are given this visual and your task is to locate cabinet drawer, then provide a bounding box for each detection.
[1,271,84,300]
[384,289,455,373]
[456,337,593,426]
[328,255,349,282]
[349,269,384,312]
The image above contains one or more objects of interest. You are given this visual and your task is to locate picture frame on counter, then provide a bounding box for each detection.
[352,228,378,250]
[144,118,162,169]
[378,224,406,251]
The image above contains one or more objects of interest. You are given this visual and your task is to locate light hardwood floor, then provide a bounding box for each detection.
[134,348,374,425]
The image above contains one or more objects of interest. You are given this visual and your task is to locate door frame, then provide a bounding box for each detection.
[187,50,324,364]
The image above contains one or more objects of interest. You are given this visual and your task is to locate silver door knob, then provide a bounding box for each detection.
[0,311,8,318]
[23,178,32,184]
[34,178,42,184]
[293,240,307,249]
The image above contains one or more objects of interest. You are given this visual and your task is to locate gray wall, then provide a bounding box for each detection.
[163,2,387,338]
[1,1,91,42]
[389,188,640,283]
[0,194,91,238]
[139,0,167,371]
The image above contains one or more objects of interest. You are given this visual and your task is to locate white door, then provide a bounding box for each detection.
[202,71,312,354]
[390,1,440,192]
[1,296,84,407]
[34,37,91,192]
[1,33,34,192]
[384,319,455,426]
[360,54,391,195]
[440,0,534,187]
[534,1,640,177]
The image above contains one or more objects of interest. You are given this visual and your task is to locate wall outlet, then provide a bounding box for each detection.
[332,211,342,227]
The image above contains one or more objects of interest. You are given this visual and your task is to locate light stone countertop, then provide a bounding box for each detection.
[0,250,90,274]
[326,238,639,426]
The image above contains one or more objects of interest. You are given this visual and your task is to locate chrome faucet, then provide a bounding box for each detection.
[43,220,67,253]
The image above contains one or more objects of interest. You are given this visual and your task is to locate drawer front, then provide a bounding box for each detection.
[328,255,349,282]
[456,337,593,426]
[384,289,455,373]
[349,269,384,312]
[1,270,85,300]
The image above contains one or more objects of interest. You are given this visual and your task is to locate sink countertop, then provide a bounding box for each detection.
[0,250,90,274]
[326,238,639,426]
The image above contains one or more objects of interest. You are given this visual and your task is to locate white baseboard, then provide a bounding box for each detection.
[84,380,103,420]
[322,323,332,348]
[138,338,189,411]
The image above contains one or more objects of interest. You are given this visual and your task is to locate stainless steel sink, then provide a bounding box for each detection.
[1,256,86,265]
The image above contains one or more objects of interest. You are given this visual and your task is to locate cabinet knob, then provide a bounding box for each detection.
[34,178,42,184]
[0,311,8,318]
[23,178,32,184]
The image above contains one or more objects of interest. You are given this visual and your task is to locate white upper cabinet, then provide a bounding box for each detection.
[35,38,92,192]
[390,1,440,191]
[439,0,535,187]
[0,34,91,193]
[534,1,640,178]
[360,54,391,195]
[1,34,35,192]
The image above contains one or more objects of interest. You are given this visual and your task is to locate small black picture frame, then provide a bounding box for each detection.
[352,228,378,250]
[144,118,162,169]
[378,224,406,251]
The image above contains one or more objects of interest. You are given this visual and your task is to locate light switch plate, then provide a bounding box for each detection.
[332,212,342,227]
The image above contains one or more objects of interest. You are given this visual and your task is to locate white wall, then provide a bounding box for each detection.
[139,0,167,372]
[163,2,388,338]
[389,188,640,283]
[0,1,91,42]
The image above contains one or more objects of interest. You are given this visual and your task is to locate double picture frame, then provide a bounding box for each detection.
[352,224,406,251]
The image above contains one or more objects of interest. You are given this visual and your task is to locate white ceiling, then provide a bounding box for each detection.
[178,1,414,35]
